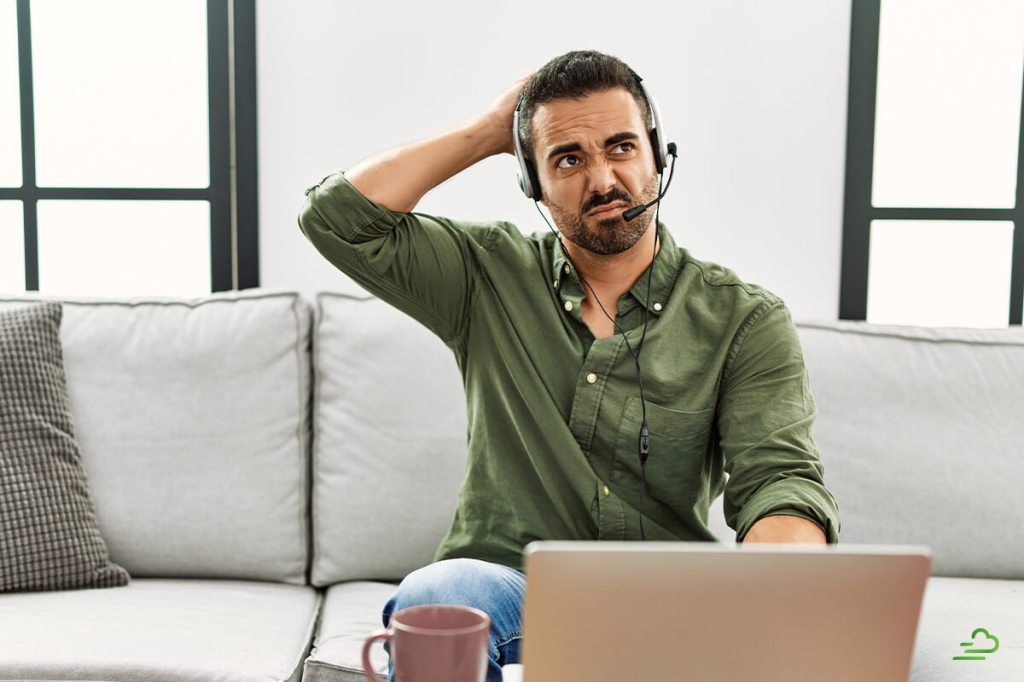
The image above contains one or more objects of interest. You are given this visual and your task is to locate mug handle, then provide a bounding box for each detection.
[362,628,391,682]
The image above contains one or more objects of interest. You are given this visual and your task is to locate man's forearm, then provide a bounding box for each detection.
[345,115,503,213]
[344,74,529,214]
[742,514,826,544]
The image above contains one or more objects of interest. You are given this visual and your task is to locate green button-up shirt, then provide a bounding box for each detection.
[299,172,841,571]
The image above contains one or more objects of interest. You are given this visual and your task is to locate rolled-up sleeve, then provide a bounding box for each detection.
[298,171,491,345]
[717,300,841,543]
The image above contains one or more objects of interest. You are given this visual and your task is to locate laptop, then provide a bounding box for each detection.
[515,541,931,682]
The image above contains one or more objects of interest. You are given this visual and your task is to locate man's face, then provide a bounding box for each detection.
[532,87,660,256]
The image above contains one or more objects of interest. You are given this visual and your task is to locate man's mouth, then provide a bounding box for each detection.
[587,202,627,217]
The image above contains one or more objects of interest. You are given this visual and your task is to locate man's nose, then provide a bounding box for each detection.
[586,159,617,196]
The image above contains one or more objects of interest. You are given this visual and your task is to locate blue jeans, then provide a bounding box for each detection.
[382,558,525,682]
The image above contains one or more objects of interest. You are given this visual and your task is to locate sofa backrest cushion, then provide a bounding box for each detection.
[0,290,312,584]
[796,321,1023,579]
[0,302,129,593]
[310,293,467,585]
[311,289,1024,582]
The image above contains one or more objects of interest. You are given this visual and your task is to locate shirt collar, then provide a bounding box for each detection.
[551,238,573,290]
[550,223,682,316]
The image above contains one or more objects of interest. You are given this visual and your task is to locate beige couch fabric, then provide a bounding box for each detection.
[0,291,313,584]
[0,578,322,681]
[909,576,1024,680]
[302,581,396,682]
[310,293,467,584]
[797,320,1024,579]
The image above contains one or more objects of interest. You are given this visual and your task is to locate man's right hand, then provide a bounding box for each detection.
[480,74,532,156]
[344,74,533,213]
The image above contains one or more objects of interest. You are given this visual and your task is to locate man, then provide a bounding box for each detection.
[299,50,840,681]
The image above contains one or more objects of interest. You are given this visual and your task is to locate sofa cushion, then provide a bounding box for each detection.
[0,303,129,593]
[0,578,321,681]
[310,293,467,584]
[302,581,396,682]
[301,577,1024,682]
[299,577,1024,682]
[0,290,312,584]
[909,576,1023,680]
[794,321,1024,579]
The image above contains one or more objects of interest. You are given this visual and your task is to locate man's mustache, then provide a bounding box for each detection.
[581,189,632,214]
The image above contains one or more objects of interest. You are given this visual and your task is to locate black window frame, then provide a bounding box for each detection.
[2,0,258,292]
[840,0,1024,326]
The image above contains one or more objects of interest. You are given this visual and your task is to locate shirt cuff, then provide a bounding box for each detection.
[302,171,398,243]
[733,478,841,544]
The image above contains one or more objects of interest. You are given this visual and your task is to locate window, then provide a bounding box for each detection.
[0,0,258,296]
[841,0,1024,327]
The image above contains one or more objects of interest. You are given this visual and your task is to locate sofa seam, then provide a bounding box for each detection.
[304,658,372,674]
[795,321,1024,347]
[316,291,375,303]
[308,294,326,587]
[0,290,302,309]
[292,294,315,588]
[280,589,325,682]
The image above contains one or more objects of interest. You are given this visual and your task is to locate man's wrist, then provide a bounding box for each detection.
[742,514,826,544]
[465,112,513,159]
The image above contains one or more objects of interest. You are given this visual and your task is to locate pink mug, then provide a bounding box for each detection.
[362,604,491,682]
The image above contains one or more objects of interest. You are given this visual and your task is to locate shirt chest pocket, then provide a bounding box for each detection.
[611,396,715,510]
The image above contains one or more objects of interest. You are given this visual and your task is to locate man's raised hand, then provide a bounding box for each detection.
[479,74,532,157]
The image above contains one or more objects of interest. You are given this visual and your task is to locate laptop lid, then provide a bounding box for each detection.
[520,541,931,682]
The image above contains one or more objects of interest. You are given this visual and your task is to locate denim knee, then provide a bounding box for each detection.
[382,558,525,679]
[386,559,523,636]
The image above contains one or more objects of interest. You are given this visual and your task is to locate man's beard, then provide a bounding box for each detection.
[548,173,660,256]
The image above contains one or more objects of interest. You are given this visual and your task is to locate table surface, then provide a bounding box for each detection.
[502,664,524,682]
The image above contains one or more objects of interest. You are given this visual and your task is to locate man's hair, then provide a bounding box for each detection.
[517,50,653,159]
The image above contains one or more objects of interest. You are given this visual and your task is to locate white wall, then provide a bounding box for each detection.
[257,0,851,322]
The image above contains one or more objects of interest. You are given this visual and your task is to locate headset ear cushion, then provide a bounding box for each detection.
[525,158,542,201]
[649,128,665,174]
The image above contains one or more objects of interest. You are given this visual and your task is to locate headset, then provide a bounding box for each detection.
[511,69,678,540]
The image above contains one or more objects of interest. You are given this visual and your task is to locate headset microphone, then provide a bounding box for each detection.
[623,142,678,222]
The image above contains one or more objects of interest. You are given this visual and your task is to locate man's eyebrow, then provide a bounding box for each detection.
[546,142,582,162]
[545,132,641,162]
[605,131,640,146]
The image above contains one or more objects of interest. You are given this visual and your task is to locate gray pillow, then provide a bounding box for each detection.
[0,302,129,593]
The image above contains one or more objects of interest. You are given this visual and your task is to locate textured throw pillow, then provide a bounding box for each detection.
[0,302,129,592]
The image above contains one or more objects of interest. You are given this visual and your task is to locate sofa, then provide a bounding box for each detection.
[0,288,1020,682]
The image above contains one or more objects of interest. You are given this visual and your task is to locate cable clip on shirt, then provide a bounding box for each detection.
[639,422,650,466]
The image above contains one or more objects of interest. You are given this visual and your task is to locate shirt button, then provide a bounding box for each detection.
[553,280,558,289]
[564,301,573,312]
[563,264,571,274]
[586,373,598,384]
[603,485,610,497]
[653,302,663,311]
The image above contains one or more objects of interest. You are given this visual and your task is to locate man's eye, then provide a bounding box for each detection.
[556,155,580,169]
[612,142,635,154]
